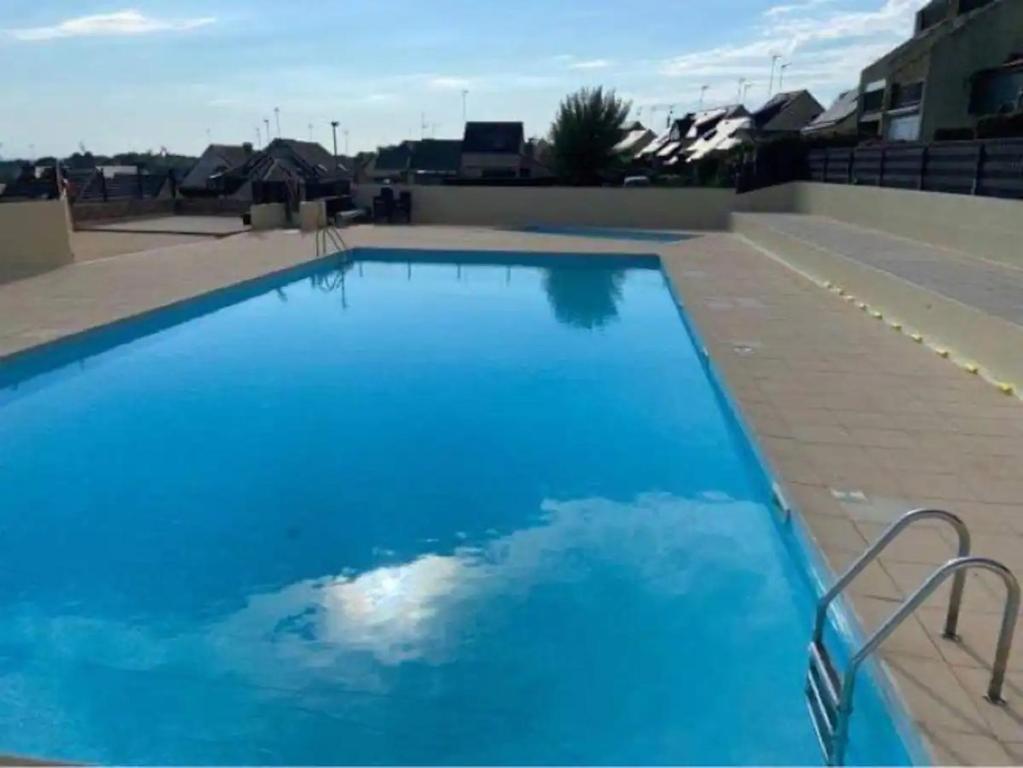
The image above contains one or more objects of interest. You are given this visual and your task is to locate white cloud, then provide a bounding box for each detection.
[427,76,473,91]
[569,58,613,71]
[763,0,836,18]
[658,0,928,108]
[8,9,215,42]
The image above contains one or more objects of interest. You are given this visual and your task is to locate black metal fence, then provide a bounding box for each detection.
[808,138,1023,199]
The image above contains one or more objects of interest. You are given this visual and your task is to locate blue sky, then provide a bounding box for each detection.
[0,0,927,158]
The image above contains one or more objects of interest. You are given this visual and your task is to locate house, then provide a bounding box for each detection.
[640,106,750,168]
[857,0,1023,141]
[209,138,349,200]
[686,116,753,162]
[410,139,463,183]
[460,122,527,179]
[802,90,860,138]
[748,90,824,136]
[364,139,463,184]
[614,122,657,158]
[179,144,252,195]
[367,142,416,183]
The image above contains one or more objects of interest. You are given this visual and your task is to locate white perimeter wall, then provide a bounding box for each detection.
[0,199,74,283]
[355,184,735,231]
[735,182,1023,269]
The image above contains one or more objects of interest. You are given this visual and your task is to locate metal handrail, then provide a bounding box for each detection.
[827,556,1020,765]
[812,509,971,645]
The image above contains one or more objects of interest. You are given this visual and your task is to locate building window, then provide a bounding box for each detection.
[970,67,1023,115]
[862,88,885,113]
[891,81,924,109]
[886,113,921,141]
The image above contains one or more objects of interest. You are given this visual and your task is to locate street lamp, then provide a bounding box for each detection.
[699,84,709,111]
[768,53,781,97]
[274,107,281,138]
[779,63,790,92]
[330,120,340,169]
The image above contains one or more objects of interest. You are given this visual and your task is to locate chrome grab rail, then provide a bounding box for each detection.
[813,508,971,645]
[805,509,1020,765]
[315,221,349,258]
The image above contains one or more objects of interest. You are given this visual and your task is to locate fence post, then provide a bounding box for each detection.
[919,145,928,190]
[99,172,108,202]
[972,143,985,195]
[878,145,886,187]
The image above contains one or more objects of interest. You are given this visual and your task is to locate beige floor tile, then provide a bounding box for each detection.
[853,595,944,661]
[883,655,994,736]
[921,728,1015,766]
[950,667,1023,743]
[883,562,1009,614]
[918,607,1023,673]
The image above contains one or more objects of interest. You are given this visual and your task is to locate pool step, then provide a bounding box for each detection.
[804,508,1020,766]
[805,638,841,759]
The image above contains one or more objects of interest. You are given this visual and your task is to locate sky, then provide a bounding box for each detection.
[0,0,930,158]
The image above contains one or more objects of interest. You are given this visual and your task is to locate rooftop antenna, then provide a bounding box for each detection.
[461,89,469,124]
[699,84,709,110]
[779,63,790,93]
[743,82,754,102]
[263,118,271,146]
[768,53,781,97]
[274,107,281,138]
[256,125,262,147]
[736,77,746,103]
[308,122,314,141]
[330,121,340,167]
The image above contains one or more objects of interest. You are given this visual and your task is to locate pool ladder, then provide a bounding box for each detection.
[805,508,1020,766]
[315,221,349,258]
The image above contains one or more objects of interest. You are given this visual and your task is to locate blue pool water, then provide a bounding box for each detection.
[0,249,914,765]
[516,225,694,243]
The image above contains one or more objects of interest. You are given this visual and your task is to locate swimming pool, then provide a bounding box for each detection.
[0,249,915,764]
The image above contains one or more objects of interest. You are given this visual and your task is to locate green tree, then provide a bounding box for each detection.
[549,87,631,185]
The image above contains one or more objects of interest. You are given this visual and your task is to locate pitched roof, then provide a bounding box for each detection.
[374,142,414,172]
[410,139,463,173]
[802,89,859,134]
[752,90,824,132]
[462,122,524,153]
[614,125,657,155]
[686,117,752,161]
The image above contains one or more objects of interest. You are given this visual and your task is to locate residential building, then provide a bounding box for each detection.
[614,122,657,158]
[460,122,527,179]
[802,90,860,139]
[857,0,1023,141]
[365,139,463,184]
[179,144,252,195]
[640,106,749,168]
[207,138,349,200]
[748,90,824,136]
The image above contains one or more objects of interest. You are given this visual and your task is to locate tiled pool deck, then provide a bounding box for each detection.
[1,224,1020,764]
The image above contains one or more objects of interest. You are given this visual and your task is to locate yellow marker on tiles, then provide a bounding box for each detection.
[871,311,883,319]
[837,288,846,296]
[998,382,1015,395]
[857,302,868,310]
[910,333,923,343]
[824,281,833,289]
[935,348,950,358]
[889,321,903,331]
[963,363,979,374]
